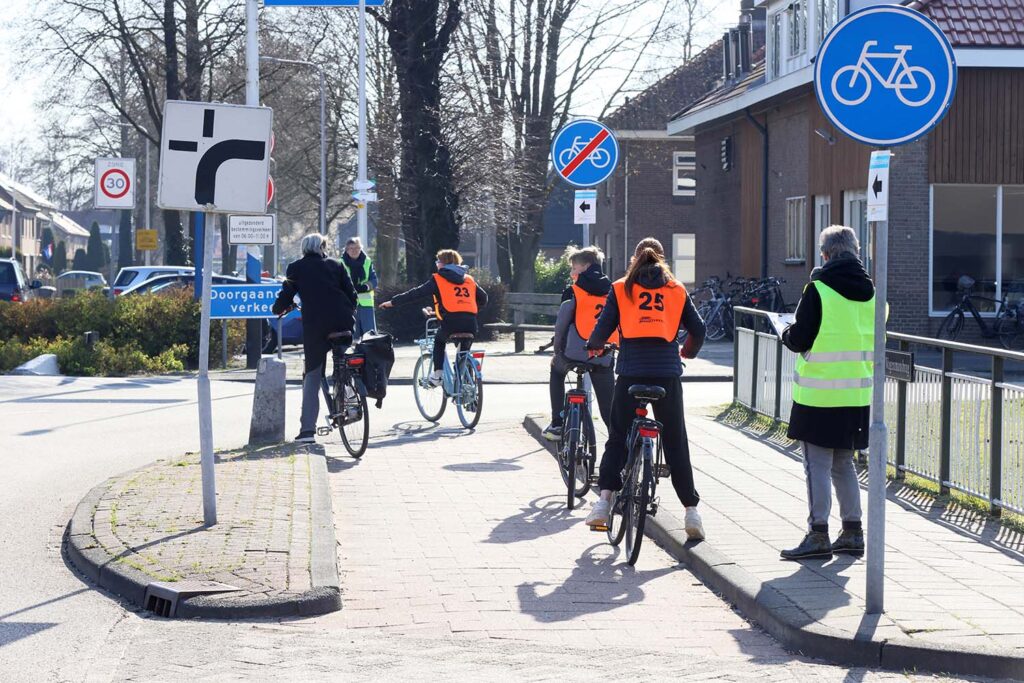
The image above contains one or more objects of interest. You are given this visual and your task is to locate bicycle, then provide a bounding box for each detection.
[557,136,612,169]
[315,330,370,458]
[602,383,668,566]
[831,41,936,108]
[413,309,485,429]
[557,360,606,511]
[937,275,1024,350]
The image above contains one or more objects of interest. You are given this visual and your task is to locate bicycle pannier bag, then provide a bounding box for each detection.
[354,332,395,407]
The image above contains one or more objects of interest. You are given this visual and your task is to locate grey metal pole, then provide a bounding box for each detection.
[145,137,152,267]
[197,211,217,526]
[277,316,283,361]
[222,319,229,368]
[320,68,327,236]
[245,0,259,106]
[356,0,368,245]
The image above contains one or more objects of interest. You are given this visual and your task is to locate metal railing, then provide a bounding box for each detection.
[732,306,1024,516]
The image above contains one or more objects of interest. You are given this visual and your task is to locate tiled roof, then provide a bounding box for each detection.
[670,60,766,123]
[908,0,1024,47]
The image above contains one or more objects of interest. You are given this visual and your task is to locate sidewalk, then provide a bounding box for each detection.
[210,332,734,385]
[526,408,1024,678]
[65,444,340,618]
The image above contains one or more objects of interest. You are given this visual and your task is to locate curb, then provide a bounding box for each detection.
[522,414,1024,680]
[64,451,341,620]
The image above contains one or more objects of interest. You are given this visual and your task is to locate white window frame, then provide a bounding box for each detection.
[673,151,696,198]
[672,233,696,285]
[788,1,807,59]
[928,184,1019,317]
[785,196,807,264]
[813,195,831,267]
[767,11,783,80]
[817,0,838,45]
[844,190,869,274]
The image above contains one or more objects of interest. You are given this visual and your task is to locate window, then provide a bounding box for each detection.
[768,12,782,79]
[720,137,732,171]
[672,233,696,285]
[844,190,870,274]
[930,185,1017,314]
[813,195,831,267]
[785,197,807,263]
[788,1,807,57]
[818,0,839,44]
[673,151,696,197]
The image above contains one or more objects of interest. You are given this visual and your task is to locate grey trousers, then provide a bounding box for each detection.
[354,307,376,339]
[300,363,325,434]
[801,441,863,532]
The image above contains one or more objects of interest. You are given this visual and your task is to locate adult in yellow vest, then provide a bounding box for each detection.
[542,246,616,441]
[781,225,874,561]
[343,237,378,339]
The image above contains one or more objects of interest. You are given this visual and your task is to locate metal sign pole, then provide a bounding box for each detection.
[145,139,152,267]
[356,0,368,245]
[319,68,327,236]
[197,210,217,526]
[277,316,283,361]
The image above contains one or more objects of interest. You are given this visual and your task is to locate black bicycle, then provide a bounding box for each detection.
[317,331,370,458]
[558,362,601,511]
[937,275,1024,350]
[604,384,668,566]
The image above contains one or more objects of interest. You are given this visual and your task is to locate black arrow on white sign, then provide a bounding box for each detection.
[579,201,591,212]
[872,175,883,198]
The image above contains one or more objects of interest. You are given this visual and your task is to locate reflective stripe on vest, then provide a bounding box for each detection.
[432,273,478,319]
[612,278,687,342]
[572,284,618,345]
[356,258,374,307]
[792,281,875,408]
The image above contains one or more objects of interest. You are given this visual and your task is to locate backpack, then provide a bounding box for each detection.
[355,332,395,407]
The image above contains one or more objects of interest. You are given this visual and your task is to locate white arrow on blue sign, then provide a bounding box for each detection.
[814,5,956,147]
[551,119,619,188]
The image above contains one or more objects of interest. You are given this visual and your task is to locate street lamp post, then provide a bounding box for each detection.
[260,56,327,237]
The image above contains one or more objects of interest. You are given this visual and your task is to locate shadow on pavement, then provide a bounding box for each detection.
[443,450,534,473]
[487,495,580,544]
[757,556,856,629]
[516,543,675,622]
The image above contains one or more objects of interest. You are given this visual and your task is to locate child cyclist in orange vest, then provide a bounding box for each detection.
[542,246,617,441]
[380,249,488,386]
[585,238,707,540]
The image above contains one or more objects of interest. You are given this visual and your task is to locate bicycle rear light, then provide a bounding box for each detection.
[638,427,660,438]
[635,408,648,417]
[567,394,586,404]
[346,356,365,366]
[472,350,485,368]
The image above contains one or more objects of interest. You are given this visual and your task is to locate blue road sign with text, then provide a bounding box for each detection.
[814,5,956,147]
[551,119,619,188]
[264,1,384,5]
[211,283,281,320]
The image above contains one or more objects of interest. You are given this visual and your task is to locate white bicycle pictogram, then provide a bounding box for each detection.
[557,136,612,169]
[830,41,936,107]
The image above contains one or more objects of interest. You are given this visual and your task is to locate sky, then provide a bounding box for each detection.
[0,1,741,167]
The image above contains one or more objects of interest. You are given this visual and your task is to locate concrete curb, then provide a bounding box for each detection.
[64,451,341,620]
[522,414,1024,680]
[214,375,732,387]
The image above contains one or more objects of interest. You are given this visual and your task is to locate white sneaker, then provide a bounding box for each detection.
[684,507,705,540]
[427,370,442,387]
[586,499,611,530]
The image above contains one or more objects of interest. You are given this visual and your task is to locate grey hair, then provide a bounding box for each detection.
[346,236,362,248]
[819,225,859,260]
[300,233,328,256]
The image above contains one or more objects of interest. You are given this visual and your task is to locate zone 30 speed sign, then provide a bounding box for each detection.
[95,157,136,209]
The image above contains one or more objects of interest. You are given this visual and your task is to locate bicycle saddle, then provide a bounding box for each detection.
[628,384,666,402]
[448,332,475,340]
[957,275,976,292]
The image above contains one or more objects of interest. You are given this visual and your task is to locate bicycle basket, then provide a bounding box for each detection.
[957,275,976,292]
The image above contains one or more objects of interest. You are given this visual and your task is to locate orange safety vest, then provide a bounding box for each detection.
[432,273,478,319]
[612,278,687,342]
[572,284,619,345]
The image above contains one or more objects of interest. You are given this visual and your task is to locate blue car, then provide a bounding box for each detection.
[262,296,303,353]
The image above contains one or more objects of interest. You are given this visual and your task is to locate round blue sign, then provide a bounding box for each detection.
[814,5,956,147]
[551,119,619,187]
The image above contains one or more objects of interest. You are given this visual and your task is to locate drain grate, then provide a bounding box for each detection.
[143,580,242,618]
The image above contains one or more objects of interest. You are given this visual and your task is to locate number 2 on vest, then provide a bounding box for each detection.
[454,286,470,297]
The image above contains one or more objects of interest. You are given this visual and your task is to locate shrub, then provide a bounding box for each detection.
[534,249,573,295]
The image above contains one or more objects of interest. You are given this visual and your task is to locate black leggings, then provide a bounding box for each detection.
[433,327,472,371]
[597,375,700,508]
[548,361,614,428]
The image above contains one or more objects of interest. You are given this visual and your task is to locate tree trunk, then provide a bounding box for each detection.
[161,0,186,265]
[219,214,236,274]
[118,209,133,270]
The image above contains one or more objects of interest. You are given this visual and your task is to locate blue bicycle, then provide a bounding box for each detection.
[413,310,484,429]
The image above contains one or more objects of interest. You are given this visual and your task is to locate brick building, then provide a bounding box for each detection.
[668,0,1024,336]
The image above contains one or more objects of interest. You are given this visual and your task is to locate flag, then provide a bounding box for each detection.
[43,241,54,262]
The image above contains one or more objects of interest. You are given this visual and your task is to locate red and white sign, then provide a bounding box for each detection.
[95,157,136,209]
[267,177,275,207]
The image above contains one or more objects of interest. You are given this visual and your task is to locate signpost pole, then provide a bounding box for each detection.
[245,0,263,369]
[867,213,888,614]
[145,139,152,267]
[356,0,368,245]
[320,68,327,236]
[197,210,217,526]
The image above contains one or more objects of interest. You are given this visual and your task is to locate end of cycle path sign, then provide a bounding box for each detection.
[813,5,956,147]
[551,119,619,188]
[95,158,136,209]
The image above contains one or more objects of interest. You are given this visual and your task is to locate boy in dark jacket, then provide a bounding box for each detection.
[380,249,488,386]
[780,225,875,561]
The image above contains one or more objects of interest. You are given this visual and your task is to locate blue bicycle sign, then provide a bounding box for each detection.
[551,119,619,187]
[814,5,956,147]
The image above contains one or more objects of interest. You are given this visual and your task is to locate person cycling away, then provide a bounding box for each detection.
[542,246,616,441]
[271,233,358,443]
[584,237,707,540]
[380,249,488,387]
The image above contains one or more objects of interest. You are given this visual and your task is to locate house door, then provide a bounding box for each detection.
[813,195,831,267]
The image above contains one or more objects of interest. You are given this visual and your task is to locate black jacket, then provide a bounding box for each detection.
[587,266,705,378]
[783,254,875,449]
[272,253,357,370]
[389,264,489,334]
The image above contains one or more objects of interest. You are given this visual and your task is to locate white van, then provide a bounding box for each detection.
[112,266,194,295]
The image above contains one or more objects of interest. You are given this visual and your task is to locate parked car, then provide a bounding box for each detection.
[120,272,244,296]
[56,271,108,297]
[0,259,42,302]
[111,266,194,296]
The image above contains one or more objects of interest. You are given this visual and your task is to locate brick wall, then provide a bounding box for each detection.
[693,122,745,286]
[887,138,931,336]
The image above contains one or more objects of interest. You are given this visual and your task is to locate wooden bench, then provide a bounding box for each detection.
[484,292,562,353]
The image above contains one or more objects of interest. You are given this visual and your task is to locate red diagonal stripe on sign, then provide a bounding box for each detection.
[562,128,610,178]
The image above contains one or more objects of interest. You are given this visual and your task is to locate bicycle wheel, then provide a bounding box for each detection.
[937,309,965,342]
[606,488,627,546]
[705,303,727,342]
[559,403,579,510]
[625,452,652,566]
[455,356,483,430]
[998,308,1024,351]
[413,354,446,422]
[337,375,369,458]
[573,407,593,499]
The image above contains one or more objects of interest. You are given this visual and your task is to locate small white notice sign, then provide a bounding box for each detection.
[866,151,891,222]
[228,214,275,245]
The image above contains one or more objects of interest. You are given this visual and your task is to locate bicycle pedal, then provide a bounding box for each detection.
[589,524,609,532]
[649,503,659,516]
[316,426,332,436]
[656,464,671,478]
